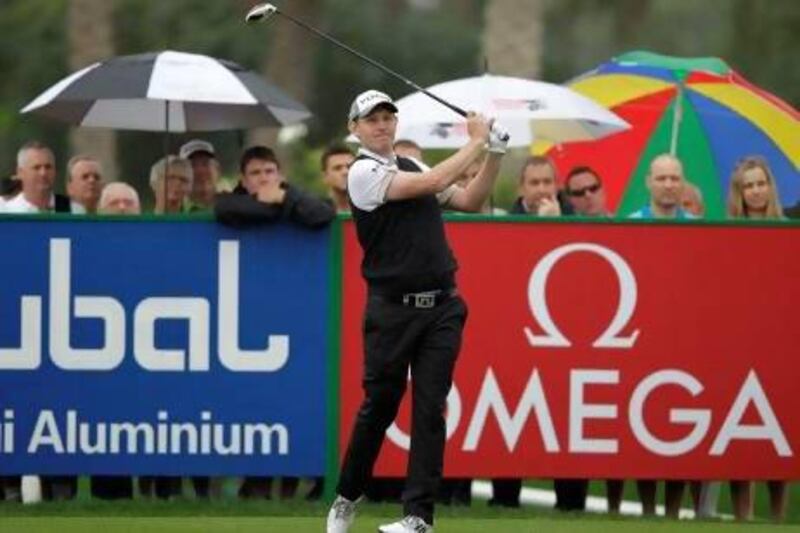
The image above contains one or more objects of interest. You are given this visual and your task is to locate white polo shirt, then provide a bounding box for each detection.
[2,193,84,214]
[348,147,457,212]
[3,193,47,214]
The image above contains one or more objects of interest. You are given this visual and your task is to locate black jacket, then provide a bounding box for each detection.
[214,182,335,229]
[785,202,800,220]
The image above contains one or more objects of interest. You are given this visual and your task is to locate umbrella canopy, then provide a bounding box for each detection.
[361,75,628,148]
[21,50,311,132]
[536,51,800,218]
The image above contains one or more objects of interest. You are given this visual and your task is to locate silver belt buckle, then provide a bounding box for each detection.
[404,290,438,308]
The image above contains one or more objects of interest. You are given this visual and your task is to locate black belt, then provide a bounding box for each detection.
[372,288,458,309]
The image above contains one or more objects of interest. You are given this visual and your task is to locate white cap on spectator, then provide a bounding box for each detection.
[179,139,215,160]
[348,90,397,122]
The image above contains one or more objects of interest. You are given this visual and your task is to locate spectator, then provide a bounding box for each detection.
[321,144,355,213]
[165,143,223,499]
[4,141,78,502]
[564,166,609,217]
[393,139,423,161]
[215,145,334,229]
[89,179,137,498]
[679,179,717,518]
[150,155,193,215]
[563,166,631,513]
[628,154,694,220]
[4,141,74,215]
[727,156,784,220]
[680,182,705,217]
[499,156,576,511]
[628,153,694,518]
[216,145,333,500]
[454,158,505,216]
[439,156,489,509]
[510,156,570,217]
[98,182,141,215]
[146,157,204,498]
[299,144,356,503]
[135,144,185,495]
[66,155,104,214]
[179,139,220,212]
[727,156,787,521]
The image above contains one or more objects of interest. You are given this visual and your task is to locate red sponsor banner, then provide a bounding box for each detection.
[340,220,800,479]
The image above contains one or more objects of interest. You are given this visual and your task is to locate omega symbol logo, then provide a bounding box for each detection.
[524,243,641,349]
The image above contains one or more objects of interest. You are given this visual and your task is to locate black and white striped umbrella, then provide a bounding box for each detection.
[21,50,311,132]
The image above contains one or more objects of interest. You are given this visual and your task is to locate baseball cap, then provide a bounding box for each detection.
[179,139,216,160]
[348,90,398,122]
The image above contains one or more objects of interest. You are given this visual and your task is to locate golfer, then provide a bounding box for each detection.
[327,89,508,533]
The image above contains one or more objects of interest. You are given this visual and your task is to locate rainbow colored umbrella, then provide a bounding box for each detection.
[536,51,800,218]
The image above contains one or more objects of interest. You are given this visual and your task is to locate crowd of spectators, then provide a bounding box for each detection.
[0,137,795,522]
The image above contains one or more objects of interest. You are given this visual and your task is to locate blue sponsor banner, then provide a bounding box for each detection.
[0,219,329,476]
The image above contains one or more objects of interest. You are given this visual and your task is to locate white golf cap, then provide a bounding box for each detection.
[179,139,216,160]
[348,90,398,122]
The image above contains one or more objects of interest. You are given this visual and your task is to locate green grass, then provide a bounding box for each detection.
[1,478,799,532]
[524,479,800,522]
[3,516,800,533]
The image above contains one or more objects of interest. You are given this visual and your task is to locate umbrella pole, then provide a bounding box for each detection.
[669,84,683,156]
[163,100,170,214]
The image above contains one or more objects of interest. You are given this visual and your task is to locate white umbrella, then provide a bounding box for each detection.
[21,50,311,131]
[376,74,629,149]
[21,50,312,204]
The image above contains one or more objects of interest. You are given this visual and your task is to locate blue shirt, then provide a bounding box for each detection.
[628,205,696,219]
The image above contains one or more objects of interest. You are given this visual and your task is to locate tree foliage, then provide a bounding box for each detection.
[0,0,797,199]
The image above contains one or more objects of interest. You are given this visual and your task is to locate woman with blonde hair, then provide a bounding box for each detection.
[727,156,784,219]
[727,155,787,522]
[150,155,193,215]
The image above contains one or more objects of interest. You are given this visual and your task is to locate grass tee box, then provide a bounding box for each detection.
[4,517,800,533]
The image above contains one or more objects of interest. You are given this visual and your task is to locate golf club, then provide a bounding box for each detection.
[245,2,509,142]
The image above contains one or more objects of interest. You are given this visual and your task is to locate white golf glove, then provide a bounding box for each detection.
[487,122,509,154]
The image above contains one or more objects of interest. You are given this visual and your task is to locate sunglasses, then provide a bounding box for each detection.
[568,183,601,197]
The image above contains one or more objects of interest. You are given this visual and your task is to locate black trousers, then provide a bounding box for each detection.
[337,295,467,525]
[490,478,521,507]
[138,476,182,499]
[438,477,472,506]
[41,476,77,500]
[91,476,133,500]
[554,479,588,511]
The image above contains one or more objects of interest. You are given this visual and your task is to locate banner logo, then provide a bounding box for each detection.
[525,243,640,349]
[0,239,289,372]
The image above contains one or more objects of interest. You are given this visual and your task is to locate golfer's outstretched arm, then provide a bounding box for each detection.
[446,153,503,213]
[385,114,491,201]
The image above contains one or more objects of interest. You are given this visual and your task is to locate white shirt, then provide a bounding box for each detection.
[347,147,457,212]
[1,193,83,214]
[2,193,47,214]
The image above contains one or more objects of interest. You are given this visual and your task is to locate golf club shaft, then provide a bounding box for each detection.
[271,7,469,119]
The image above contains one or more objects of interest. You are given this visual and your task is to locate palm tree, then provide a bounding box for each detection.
[483,0,546,78]
[68,0,118,180]
[248,0,322,152]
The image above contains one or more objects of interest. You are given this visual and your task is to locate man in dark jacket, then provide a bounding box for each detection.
[216,145,333,500]
[499,155,584,512]
[509,155,572,216]
[215,145,335,229]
